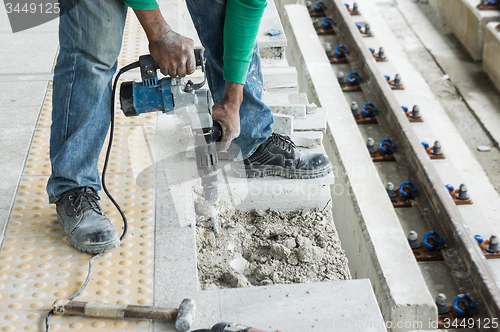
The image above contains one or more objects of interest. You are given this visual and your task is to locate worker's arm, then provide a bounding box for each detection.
[212,0,267,151]
[128,0,195,77]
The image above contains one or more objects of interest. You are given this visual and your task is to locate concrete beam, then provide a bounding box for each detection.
[483,22,500,92]
[435,0,500,61]
[279,4,436,330]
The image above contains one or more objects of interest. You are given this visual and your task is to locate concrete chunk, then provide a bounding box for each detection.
[263,66,299,91]
[273,113,294,135]
[291,131,323,148]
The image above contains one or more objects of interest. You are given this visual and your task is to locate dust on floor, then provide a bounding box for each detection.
[194,193,351,290]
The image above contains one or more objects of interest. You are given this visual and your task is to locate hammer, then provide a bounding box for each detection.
[52,298,196,332]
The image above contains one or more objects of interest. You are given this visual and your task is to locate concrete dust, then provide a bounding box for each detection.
[194,192,351,290]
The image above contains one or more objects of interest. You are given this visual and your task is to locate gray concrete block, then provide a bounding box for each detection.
[436,0,500,61]
[262,92,309,105]
[291,131,323,148]
[272,113,294,135]
[483,22,500,92]
[269,104,306,118]
[219,151,334,211]
[263,66,299,91]
[294,107,328,132]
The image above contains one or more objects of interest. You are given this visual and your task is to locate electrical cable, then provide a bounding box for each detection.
[44,61,139,331]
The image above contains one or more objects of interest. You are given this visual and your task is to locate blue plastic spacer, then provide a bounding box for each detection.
[453,294,477,316]
[315,1,326,10]
[335,45,349,57]
[322,17,335,28]
[399,181,418,198]
[489,0,498,5]
[355,23,362,29]
[423,231,444,250]
[474,235,484,243]
[369,47,375,53]
[348,71,362,84]
[421,141,430,148]
[401,106,408,111]
[362,102,377,116]
[379,138,396,154]
[445,184,454,191]
[384,74,391,80]
[344,2,350,8]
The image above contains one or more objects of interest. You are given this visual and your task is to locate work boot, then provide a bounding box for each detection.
[56,187,120,253]
[231,133,332,179]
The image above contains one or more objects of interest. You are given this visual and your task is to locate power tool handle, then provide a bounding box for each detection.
[146,48,204,71]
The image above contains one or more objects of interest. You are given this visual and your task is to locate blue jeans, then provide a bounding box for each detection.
[47,0,273,203]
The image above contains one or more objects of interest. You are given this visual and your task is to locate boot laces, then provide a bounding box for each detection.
[70,188,102,217]
[270,133,296,152]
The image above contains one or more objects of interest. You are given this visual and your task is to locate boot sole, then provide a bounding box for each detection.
[231,162,332,179]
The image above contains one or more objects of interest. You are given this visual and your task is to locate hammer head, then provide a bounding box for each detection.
[175,298,196,332]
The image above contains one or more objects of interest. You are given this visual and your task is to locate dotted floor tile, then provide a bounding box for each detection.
[0,233,154,312]
[6,174,154,237]
[118,12,149,69]
[0,311,152,332]
[23,125,156,177]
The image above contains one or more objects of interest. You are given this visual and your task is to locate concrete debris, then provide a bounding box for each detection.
[196,199,351,289]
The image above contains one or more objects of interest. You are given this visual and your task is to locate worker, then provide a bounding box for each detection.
[48,0,332,253]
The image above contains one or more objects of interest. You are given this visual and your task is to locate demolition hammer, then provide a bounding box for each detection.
[119,49,222,233]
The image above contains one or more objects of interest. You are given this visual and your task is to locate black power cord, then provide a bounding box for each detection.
[45,61,140,331]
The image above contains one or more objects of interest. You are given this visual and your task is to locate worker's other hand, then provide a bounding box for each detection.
[149,29,195,78]
[212,82,244,152]
[133,9,195,77]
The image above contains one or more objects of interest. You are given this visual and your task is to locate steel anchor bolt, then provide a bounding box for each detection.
[364,23,372,35]
[337,71,346,85]
[367,138,376,154]
[393,74,403,87]
[431,141,443,156]
[486,235,499,253]
[350,101,359,117]
[313,19,321,29]
[410,105,421,119]
[436,293,450,315]
[377,47,385,59]
[386,182,396,198]
[352,2,359,12]
[325,42,333,58]
[408,230,419,249]
[306,0,313,11]
[456,183,469,200]
[480,0,488,5]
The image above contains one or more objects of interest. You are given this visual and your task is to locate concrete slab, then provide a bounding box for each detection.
[258,0,288,59]
[156,280,386,332]
[0,81,49,107]
[435,0,500,61]
[281,4,436,329]
[483,22,500,93]
[291,131,323,148]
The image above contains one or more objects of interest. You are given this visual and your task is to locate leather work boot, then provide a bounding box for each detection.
[231,133,332,179]
[56,187,120,254]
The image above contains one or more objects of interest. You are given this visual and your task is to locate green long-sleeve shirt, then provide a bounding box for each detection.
[124,0,266,84]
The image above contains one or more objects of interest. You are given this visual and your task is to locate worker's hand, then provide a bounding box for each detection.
[149,30,195,78]
[133,8,195,77]
[212,82,244,151]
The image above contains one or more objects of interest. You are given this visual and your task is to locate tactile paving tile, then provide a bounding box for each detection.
[118,11,149,69]
[0,233,154,312]
[6,174,154,237]
[0,311,151,332]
